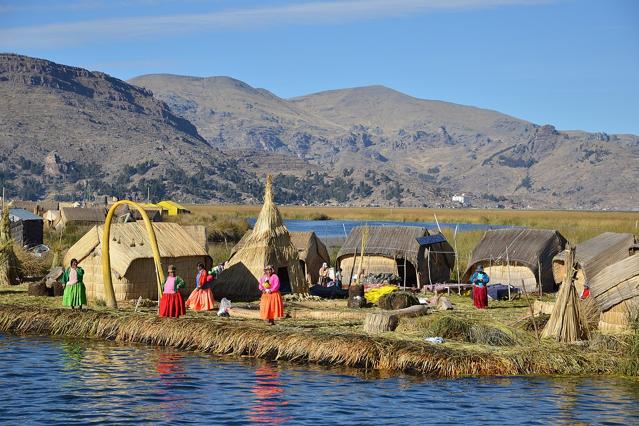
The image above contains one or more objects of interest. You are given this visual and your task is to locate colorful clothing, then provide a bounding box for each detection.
[470,270,490,309]
[159,276,186,318]
[259,274,283,320]
[62,267,87,308]
[186,269,215,311]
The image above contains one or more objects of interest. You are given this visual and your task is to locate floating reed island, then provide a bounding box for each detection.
[0,287,636,378]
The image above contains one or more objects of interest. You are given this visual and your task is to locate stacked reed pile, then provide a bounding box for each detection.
[0,204,20,286]
[0,304,619,377]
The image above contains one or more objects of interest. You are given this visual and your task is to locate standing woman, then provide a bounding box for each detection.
[186,263,215,311]
[470,265,490,309]
[259,265,284,325]
[62,258,87,309]
[159,265,186,318]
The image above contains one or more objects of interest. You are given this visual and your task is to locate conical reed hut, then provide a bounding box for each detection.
[0,204,20,286]
[213,175,305,302]
[541,245,590,342]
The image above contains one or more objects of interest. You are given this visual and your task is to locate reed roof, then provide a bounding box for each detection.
[336,226,453,267]
[63,222,208,276]
[553,232,635,282]
[589,254,639,312]
[60,207,107,223]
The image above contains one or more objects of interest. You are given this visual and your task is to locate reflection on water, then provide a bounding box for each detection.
[1,333,639,425]
[249,365,290,425]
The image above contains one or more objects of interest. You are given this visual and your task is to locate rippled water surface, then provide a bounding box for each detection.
[2,333,639,425]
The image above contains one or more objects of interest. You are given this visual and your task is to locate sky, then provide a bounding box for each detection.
[1,0,638,135]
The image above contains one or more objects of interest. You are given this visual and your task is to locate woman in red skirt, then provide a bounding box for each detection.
[470,265,490,309]
[159,265,186,318]
[259,265,284,325]
[186,262,215,311]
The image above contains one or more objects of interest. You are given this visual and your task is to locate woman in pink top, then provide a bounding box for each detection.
[159,265,186,318]
[259,265,284,325]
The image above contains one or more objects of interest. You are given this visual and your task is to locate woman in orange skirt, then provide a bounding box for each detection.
[259,265,284,325]
[159,265,186,318]
[186,262,216,311]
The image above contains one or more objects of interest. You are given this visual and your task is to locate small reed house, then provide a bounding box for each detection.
[336,226,454,287]
[64,222,210,302]
[463,228,567,292]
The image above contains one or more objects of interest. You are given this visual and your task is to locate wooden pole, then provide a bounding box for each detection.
[403,254,407,290]
[521,279,540,342]
[506,247,512,301]
[348,245,359,287]
[538,259,543,299]
[454,224,460,294]
[427,250,433,286]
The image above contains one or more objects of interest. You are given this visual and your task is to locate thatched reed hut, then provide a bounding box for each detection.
[232,231,330,285]
[213,176,305,302]
[553,232,636,294]
[590,254,639,332]
[336,226,454,287]
[57,207,107,229]
[463,229,567,292]
[63,222,210,302]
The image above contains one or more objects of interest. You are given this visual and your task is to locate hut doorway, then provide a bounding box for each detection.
[278,267,291,294]
[396,259,417,287]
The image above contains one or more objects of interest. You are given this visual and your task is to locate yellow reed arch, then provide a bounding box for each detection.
[102,200,165,308]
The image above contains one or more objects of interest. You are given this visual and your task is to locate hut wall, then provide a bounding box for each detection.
[483,263,537,292]
[83,256,204,302]
[599,297,639,332]
[339,255,398,278]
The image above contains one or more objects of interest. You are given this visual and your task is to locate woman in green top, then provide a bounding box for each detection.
[62,258,87,309]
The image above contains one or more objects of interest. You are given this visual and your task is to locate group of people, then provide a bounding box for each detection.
[317,262,342,288]
[60,259,284,325]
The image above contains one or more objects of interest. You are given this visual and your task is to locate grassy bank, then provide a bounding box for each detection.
[0,285,630,378]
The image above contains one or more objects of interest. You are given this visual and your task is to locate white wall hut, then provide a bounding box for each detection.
[590,254,639,332]
[63,222,210,302]
[463,228,567,292]
[336,226,454,287]
[553,232,636,294]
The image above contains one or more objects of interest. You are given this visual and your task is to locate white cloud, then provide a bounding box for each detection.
[0,0,551,48]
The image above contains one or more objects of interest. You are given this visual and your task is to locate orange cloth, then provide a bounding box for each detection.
[260,292,284,320]
[185,287,216,311]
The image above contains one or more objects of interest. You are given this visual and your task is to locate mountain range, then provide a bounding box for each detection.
[1,53,638,209]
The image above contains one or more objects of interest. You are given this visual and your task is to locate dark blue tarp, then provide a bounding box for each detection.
[309,285,348,299]
[416,234,447,246]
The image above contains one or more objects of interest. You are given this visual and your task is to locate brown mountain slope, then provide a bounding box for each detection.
[0,54,261,203]
[129,75,639,209]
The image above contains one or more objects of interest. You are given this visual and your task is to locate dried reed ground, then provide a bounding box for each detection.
[0,286,625,377]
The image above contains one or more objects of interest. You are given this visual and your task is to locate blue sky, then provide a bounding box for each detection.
[1,0,638,134]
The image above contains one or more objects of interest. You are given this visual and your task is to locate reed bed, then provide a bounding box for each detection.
[0,304,623,377]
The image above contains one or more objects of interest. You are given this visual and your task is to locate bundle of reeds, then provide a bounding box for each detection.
[0,304,620,376]
[0,204,20,286]
[541,246,590,342]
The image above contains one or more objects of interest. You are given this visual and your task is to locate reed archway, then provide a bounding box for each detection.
[102,200,165,308]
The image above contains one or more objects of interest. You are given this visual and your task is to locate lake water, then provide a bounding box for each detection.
[247,218,512,241]
[3,333,639,425]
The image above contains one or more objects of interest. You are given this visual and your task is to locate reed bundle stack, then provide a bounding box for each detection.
[0,204,20,286]
[214,175,305,301]
[541,246,590,342]
[363,304,430,333]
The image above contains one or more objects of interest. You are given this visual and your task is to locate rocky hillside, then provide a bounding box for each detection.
[0,54,262,203]
[130,74,639,209]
